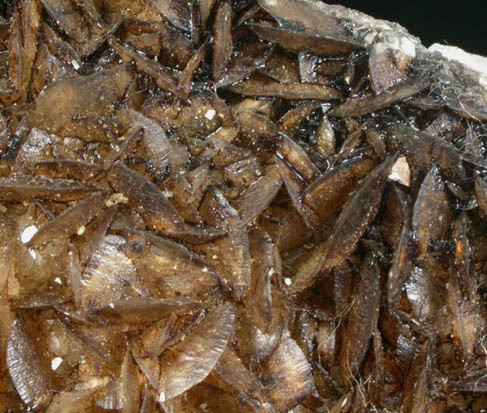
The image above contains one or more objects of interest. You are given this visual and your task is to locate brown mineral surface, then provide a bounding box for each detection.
[1,0,487,411]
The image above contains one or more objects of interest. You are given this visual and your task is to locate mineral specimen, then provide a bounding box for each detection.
[1,0,487,411]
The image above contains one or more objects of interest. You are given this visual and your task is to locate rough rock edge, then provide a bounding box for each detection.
[260,0,487,95]
[325,0,487,93]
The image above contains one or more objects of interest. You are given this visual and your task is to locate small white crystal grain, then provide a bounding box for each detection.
[21,225,38,244]
[51,357,63,371]
[204,109,216,121]
[388,156,410,187]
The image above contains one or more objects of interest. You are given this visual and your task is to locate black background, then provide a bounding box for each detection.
[339,1,487,56]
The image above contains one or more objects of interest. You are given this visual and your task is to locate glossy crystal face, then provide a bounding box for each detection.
[1,0,487,411]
